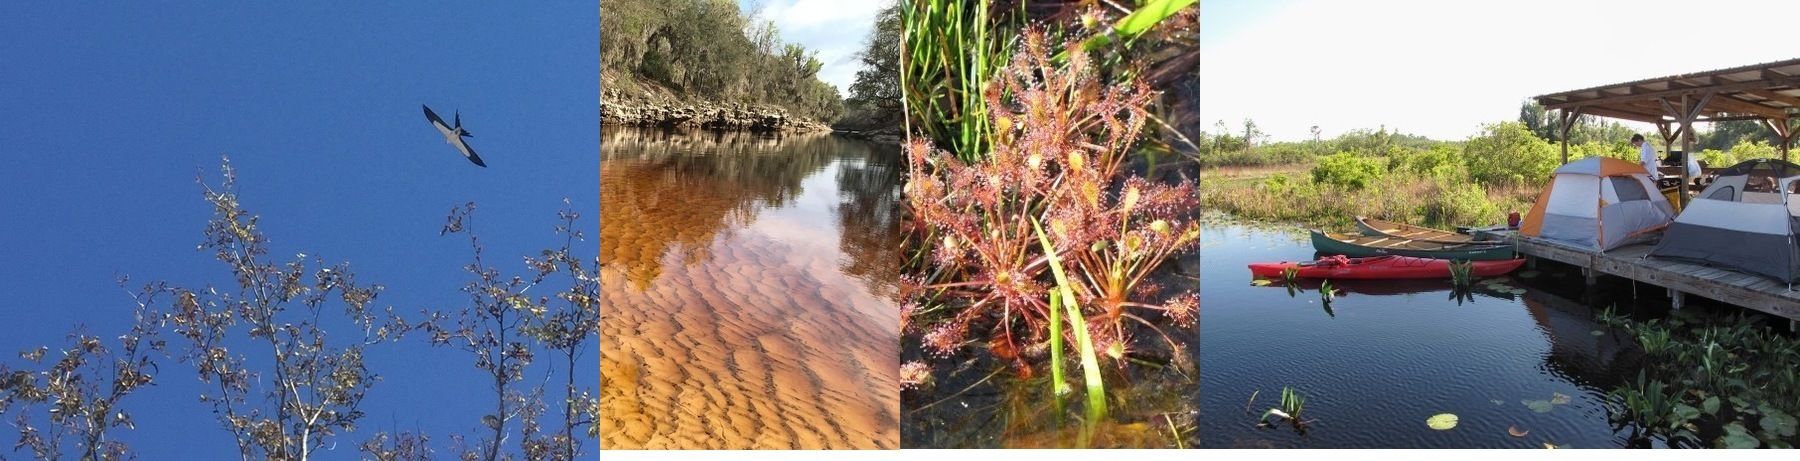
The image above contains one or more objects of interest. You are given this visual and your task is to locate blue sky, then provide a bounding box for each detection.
[0,3,596,459]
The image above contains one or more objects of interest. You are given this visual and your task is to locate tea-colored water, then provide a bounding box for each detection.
[598,127,901,449]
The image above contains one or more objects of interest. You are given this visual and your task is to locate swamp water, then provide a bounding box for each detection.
[901,245,1201,448]
[1196,218,1738,448]
[597,127,902,449]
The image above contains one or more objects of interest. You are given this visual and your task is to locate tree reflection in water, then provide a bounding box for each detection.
[598,126,903,449]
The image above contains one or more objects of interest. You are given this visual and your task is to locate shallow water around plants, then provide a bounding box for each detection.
[1200,219,1682,449]
[899,255,1201,448]
[597,127,902,449]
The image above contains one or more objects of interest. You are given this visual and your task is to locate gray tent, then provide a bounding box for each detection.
[1650,158,1800,283]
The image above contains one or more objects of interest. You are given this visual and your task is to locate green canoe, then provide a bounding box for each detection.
[1311,230,1516,261]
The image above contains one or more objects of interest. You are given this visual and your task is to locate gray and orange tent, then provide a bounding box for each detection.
[1520,156,1676,251]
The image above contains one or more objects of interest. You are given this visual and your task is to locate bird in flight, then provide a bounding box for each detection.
[423,104,486,167]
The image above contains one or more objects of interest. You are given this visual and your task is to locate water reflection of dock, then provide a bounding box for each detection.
[1519,289,1639,389]
[1488,230,1800,329]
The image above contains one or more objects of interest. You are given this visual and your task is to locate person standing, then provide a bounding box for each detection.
[1632,134,1659,179]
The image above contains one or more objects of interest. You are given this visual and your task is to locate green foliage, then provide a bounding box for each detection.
[602,0,845,122]
[1699,140,1780,169]
[902,0,1023,161]
[841,1,903,129]
[1696,120,1772,152]
[1309,152,1383,189]
[1518,100,1641,145]
[1605,312,1800,448]
[1463,121,1558,186]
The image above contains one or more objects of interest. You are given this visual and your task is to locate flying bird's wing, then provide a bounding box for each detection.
[424,105,458,138]
[456,138,487,167]
[455,111,472,137]
[423,105,445,126]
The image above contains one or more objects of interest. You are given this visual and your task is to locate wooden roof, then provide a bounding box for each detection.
[1534,58,1800,124]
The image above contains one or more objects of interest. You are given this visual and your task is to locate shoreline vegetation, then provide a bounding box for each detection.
[1201,103,1800,233]
[600,0,902,141]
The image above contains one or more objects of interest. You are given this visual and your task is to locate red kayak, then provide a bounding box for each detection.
[1249,255,1526,279]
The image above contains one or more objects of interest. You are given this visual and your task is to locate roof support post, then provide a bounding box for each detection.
[1558,108,1580,164]
[1663,92,1714,210]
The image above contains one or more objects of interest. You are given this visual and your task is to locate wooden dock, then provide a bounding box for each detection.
[1480,229,1800,327]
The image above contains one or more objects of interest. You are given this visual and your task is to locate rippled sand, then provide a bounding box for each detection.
[599,129,900,449]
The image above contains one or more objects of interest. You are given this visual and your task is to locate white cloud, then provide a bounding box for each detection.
[1203,0,1800,141]
[744,0,887,97]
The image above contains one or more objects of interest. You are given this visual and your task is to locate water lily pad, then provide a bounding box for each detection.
[1523,400,1554,413]
[1508,426,1529,437]
[1541,442,1567,449]
[1590,330,1605,336]
[1251,279,1273,286]
[1550,393,1572,405]
[1426,413,1458,430]
[1491,399,1504,406]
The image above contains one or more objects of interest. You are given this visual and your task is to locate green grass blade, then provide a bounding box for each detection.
[1082,0,1196,51]
[1049,289,1069,420]
[1032,217,1107,422]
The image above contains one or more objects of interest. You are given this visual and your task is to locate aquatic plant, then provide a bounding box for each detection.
[1604,311,1800,448]
[1256,387,1314,432]
[1425,413,1458,431]
[904,28,1199,369]
[1447,259,1473,287]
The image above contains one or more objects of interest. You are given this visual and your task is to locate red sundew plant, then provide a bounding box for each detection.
[903,29,1199,373]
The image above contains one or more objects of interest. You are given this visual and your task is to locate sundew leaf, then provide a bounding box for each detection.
[1427,413,1458,430]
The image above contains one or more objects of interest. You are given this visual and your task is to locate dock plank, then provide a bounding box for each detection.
[1513,234,1800,322]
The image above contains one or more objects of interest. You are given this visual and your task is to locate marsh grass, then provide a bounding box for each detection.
[1202,164,1537,232]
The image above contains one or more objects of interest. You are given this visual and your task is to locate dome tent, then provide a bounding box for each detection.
[1520,156,1676,251]
[1650,158,1800,283]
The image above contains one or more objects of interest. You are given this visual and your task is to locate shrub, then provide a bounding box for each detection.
[1310,152,1383,189]
[1463,121,1558,187]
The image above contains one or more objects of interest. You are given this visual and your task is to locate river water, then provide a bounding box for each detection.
[1199,219,1671,448]
[597,127,903,449]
